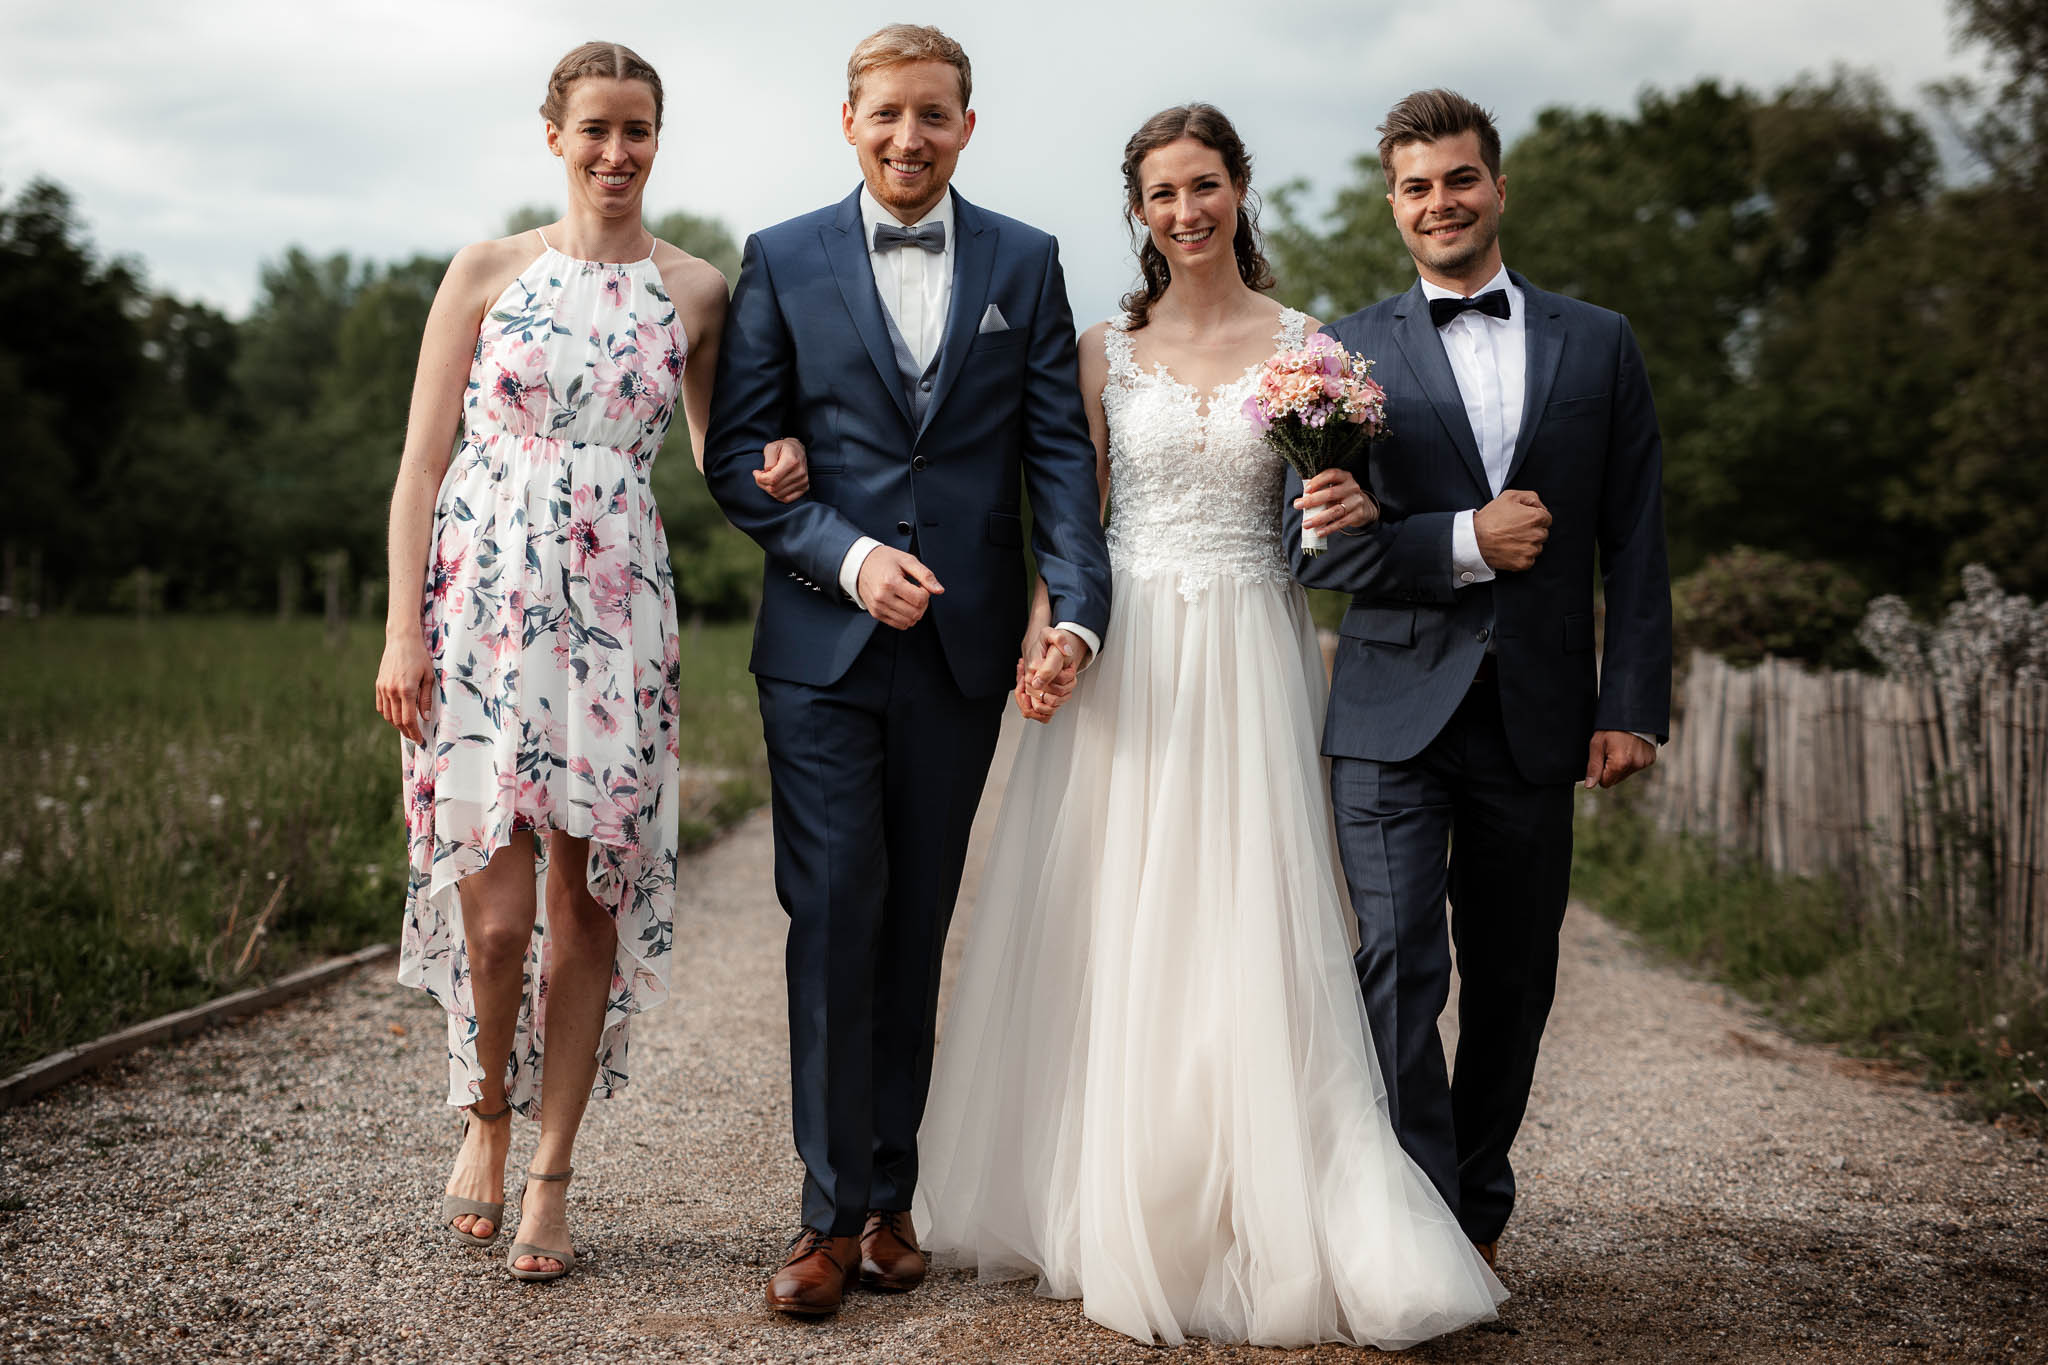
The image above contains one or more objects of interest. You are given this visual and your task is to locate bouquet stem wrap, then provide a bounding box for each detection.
[1240,333,1390,556]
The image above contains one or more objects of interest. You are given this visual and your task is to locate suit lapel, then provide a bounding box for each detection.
[1390,281,1490,497]
[822,187,914,431]
[1505,269,1566,488]
[919,188,994,441]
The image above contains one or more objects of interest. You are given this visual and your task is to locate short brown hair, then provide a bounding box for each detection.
[541,42,664,130]
[846,24,971,112]
[1377,89,1500,189]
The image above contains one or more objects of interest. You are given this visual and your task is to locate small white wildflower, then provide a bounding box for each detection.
[363,863,382,879]
[208,794,225,812]
[265,871,277,882]
[73,774,89,791]
[247,817,262,834]
[34,795,57,813]
[0,848,22,873]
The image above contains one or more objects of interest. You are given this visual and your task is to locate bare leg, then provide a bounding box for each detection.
[445,837,538,1238]
[512,831,618,1272]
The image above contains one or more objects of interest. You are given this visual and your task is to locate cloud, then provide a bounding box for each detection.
[0,0,1983,322]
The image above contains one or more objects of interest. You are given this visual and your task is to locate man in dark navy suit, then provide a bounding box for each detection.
[1286,89,1672,1271]
[702,24,1110,1316]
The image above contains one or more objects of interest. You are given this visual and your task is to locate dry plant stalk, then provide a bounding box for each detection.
[233,877,288,977]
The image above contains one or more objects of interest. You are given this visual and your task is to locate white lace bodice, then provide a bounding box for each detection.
[1101,309,1306,601]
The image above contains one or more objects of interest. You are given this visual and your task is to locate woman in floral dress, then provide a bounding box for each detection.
[373,42,804,1279]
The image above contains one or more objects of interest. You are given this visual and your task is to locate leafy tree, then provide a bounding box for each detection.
[0,180,149,604]
[1262,73,1940,587]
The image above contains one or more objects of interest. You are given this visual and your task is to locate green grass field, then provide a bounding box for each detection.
[0,616,764,1077]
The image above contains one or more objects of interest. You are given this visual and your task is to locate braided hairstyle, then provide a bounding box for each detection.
[540,41,664,130]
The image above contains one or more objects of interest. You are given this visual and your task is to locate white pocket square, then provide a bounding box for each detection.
[978,304,1010,334]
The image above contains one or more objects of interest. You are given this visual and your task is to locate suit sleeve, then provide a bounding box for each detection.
[1281,315,1460,602]
[1283,467,1460,604]
[1018,238,1112,638]
[702,234,869,597]
[1592,317,1673,739]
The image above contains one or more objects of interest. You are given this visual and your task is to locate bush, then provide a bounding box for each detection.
[1674,546,1869,668]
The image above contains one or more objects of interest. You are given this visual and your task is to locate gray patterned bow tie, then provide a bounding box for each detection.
[872,220,946,254]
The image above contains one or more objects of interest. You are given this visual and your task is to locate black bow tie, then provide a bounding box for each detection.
[872,220,946,254]
[1429,290,1511,327]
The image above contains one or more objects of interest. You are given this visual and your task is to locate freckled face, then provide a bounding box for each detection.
[547,77,659,221]
[843,60,974,223]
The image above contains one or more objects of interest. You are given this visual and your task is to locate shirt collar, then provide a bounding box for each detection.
[860,186,955,253]
[1418,263,1515,304]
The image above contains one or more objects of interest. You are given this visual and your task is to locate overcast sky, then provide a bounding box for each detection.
[0,0,1988,324]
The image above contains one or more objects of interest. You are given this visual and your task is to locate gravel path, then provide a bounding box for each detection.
[4,716,2043,1363]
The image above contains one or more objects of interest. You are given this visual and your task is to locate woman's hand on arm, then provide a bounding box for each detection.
[1296,468,1379,536]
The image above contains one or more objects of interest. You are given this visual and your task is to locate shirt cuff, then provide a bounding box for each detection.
[1451,509,1495,588]
[1629,731,1659,747]
[838,536,882,608]
[1052,621,1101,668]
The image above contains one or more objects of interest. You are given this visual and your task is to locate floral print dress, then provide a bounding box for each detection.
[397,235,685,1116]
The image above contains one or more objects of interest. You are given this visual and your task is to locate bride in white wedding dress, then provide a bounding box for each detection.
[912,105,1507,1349]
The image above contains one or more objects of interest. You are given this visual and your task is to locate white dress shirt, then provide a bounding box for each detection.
[1421,265,1524,587]
[836,188,1100,664]
[1425,268,1656,752]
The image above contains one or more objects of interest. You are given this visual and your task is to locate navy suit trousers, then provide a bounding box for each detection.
[756,617,1005,1236]
[1330,675,1574,1244]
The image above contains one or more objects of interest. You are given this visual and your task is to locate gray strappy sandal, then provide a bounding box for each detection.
[441,1101,512,1247]
[506,1167,577,1282]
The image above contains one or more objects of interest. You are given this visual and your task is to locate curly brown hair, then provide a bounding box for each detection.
[1118,104,1275,330]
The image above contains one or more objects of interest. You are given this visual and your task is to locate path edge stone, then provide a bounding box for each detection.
[0,942,396,1110]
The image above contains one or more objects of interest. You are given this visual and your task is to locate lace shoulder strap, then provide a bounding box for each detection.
[1275,307,1308,351]
[1101,316,1141,386]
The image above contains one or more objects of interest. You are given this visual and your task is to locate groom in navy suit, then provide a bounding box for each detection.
[1286,89,1672,1268]
[703,24,1110,1315]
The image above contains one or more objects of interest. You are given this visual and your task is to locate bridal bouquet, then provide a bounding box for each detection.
[1242,332,1390,555]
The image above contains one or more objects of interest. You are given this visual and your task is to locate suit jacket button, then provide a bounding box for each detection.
[1477,627,1491,642]
[920,379,933,392]
[912,456,928,471]
[897,520,913,536]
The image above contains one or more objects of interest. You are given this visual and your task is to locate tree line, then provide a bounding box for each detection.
[1271,0,2047,649]
[2,0,2040,632]
[0,198,754,620]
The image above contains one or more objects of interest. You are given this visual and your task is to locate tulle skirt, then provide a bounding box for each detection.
[914,568,1506,1349]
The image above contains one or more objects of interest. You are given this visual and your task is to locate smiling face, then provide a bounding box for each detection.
[1386,130,1507,291]
[842,59,974,223]
[546,76,659,222]
[1136,136,1241,272]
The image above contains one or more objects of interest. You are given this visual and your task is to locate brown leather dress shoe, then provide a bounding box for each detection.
[859,1209,926,1291]
[765,1227,859,1315]
[1473,1238,1499,1270]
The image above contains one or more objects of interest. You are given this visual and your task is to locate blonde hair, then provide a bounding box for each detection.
[846,24,971,112]
[540,41,664,130]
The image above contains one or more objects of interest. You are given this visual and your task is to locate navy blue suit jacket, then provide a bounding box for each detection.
[703,187,1111,699]
[1287,273,1672,785]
